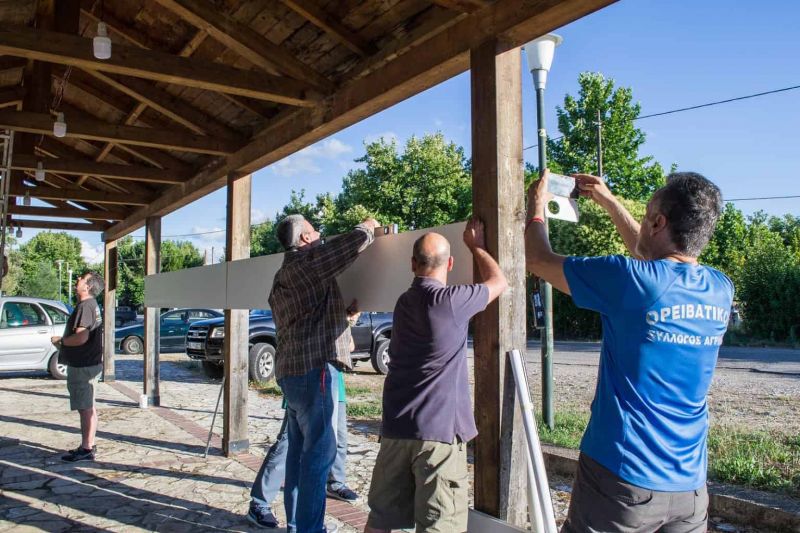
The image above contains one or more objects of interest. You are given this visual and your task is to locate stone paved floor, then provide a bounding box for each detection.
[0,353,762,532]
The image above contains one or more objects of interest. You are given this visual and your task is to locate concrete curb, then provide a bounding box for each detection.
[541,445,800,532]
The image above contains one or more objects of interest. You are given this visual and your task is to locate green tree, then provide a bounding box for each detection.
[19,261,60,300]
[17,232,85,301]
[700,203,748,287]
[333,133,472,232]
[547,72,667,200]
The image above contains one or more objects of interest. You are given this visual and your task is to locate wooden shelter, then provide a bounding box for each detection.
[0,0,613,524]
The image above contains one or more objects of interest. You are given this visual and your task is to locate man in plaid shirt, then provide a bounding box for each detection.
[267,214,380,533]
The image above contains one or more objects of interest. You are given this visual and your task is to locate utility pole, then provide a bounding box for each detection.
[595,109,604,177]
[67,268,73,305]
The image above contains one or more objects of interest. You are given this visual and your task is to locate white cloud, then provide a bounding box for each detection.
[190,226,225,245]
[251,207,269,224]
[364,131,400,145]
[271,138,353,178]
[80,241,104,265]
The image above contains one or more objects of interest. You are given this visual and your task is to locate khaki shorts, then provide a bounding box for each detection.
[367,437,468,533]
[66,364,103,411]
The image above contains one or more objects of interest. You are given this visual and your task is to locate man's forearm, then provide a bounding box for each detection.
[599,195,641,257]
[471,246,508,301]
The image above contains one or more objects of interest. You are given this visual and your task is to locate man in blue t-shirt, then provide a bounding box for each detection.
[525,170,733,532]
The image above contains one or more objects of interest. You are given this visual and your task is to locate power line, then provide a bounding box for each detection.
[522,83,800,151]
[725,194,800,202]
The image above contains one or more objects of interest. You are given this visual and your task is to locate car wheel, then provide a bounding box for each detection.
[122,336,144,355]
[249,342,276,384]
[202,361,224,380]
[371,338,390,375]
[48,352,68,380]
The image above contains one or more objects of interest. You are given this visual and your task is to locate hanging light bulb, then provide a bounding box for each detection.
[23,190,31,206]
[53,112,67,137]
[35,160,45,181]
[93,22,112,60]
[16,226,22,239]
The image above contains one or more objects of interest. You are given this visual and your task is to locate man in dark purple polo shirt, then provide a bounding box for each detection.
[365,218,508,533]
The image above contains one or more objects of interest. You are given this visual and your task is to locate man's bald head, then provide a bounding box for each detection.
[412,233,451,273]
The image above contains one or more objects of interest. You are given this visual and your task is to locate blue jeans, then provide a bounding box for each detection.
[250,400,348,506]
[279,363,339,533]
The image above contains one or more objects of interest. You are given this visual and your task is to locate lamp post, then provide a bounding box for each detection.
[67,268,73,306]
[56,259,64,303]
[523,33,562,431]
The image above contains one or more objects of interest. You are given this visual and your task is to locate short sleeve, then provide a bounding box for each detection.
[72,303,97,331]
[563,255,637,314]
[447,284,490,325]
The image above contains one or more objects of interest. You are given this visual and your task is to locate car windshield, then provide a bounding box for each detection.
[250,309,272,317]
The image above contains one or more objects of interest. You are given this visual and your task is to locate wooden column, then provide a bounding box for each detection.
[143,216,161,406]
[102,239,117,382]
[223,172,251,455]
[470,40,528,525]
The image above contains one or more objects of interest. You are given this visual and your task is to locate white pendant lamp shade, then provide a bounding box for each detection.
[93,22,112,60]
[23,191,30,206]
[35,161,45,181]
[523,33,563,90]
[53,112,67,137]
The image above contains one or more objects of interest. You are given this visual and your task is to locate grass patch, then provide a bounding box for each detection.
[345,385,374,396]
[347,401,382,419]
[537,410,588,450]
[535,410,800,498]
[708,427,800,498]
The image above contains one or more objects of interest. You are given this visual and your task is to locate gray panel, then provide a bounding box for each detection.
[144,263,227,309]
[226,253,283,310]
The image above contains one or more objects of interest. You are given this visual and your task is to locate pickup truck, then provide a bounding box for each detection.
[185,310,393,383]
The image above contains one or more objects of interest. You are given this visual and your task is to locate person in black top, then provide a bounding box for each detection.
[51,271,104,462]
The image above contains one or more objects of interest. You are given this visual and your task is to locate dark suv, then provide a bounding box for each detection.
[185,310,393,382]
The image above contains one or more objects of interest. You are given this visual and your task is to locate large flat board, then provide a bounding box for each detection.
[144,262,227,309]
[144,222,473,311]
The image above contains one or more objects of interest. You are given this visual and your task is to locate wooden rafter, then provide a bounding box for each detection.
[10,184,150,206]
[0,86,24,108]
[430,0,490,13]
[0,109,238,155]
[105,0,617,240]
[0,25,316,106]
[279,0,374,56]
[0,56,26,72]
[11,218,109,232]
[8,204,129,221]
[151,0,334,92]
[11,154,188,184]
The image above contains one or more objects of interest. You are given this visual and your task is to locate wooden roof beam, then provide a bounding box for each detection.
[11,218,109,232]
[430,0,490,13]
[10,184,150,206]
[0,56,26,72]
[104,0,617,241]
[279,0,375,57]
[11,154,189,184]
[151,0,334,92]
[0,86,24,108]
[0,25,316,106]
[8,204,129,221]
[0,109,238,155]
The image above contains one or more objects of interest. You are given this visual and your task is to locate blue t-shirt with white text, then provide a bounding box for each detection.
[564,255,734,491]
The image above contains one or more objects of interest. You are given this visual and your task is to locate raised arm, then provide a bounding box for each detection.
[463,218,508,303]
[524,170,570,295]
[574,173,642,258]
[310,218,380,281]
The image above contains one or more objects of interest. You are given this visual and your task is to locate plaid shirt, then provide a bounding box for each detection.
[269,225,374,379]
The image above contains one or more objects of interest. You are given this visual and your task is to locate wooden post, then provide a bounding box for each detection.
[470,40,528,525]
[223,172,251,455]
[143,216,161,406]
[102,239,117,382]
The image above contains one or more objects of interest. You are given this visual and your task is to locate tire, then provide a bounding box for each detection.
[371,338,391,375]
[202,361,224,380]
[48,352,68,380]
[249,342,276,384]
[122,336,143,355]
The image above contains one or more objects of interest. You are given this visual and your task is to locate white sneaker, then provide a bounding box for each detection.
[325,522,339,533]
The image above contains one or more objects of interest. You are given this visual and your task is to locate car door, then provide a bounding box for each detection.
[159,311,186,350]
[350,312,373,353]
[0,301,52,369]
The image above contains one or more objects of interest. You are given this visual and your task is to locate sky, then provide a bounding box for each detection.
[16,0,800,264]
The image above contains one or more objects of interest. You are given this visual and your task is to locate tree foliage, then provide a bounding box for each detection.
[547,72,666,201]
[16,232,85,301]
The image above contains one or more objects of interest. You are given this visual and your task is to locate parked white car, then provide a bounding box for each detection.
[0,297,71,379]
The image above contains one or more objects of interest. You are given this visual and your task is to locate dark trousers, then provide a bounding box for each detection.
[562,454,708,533]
